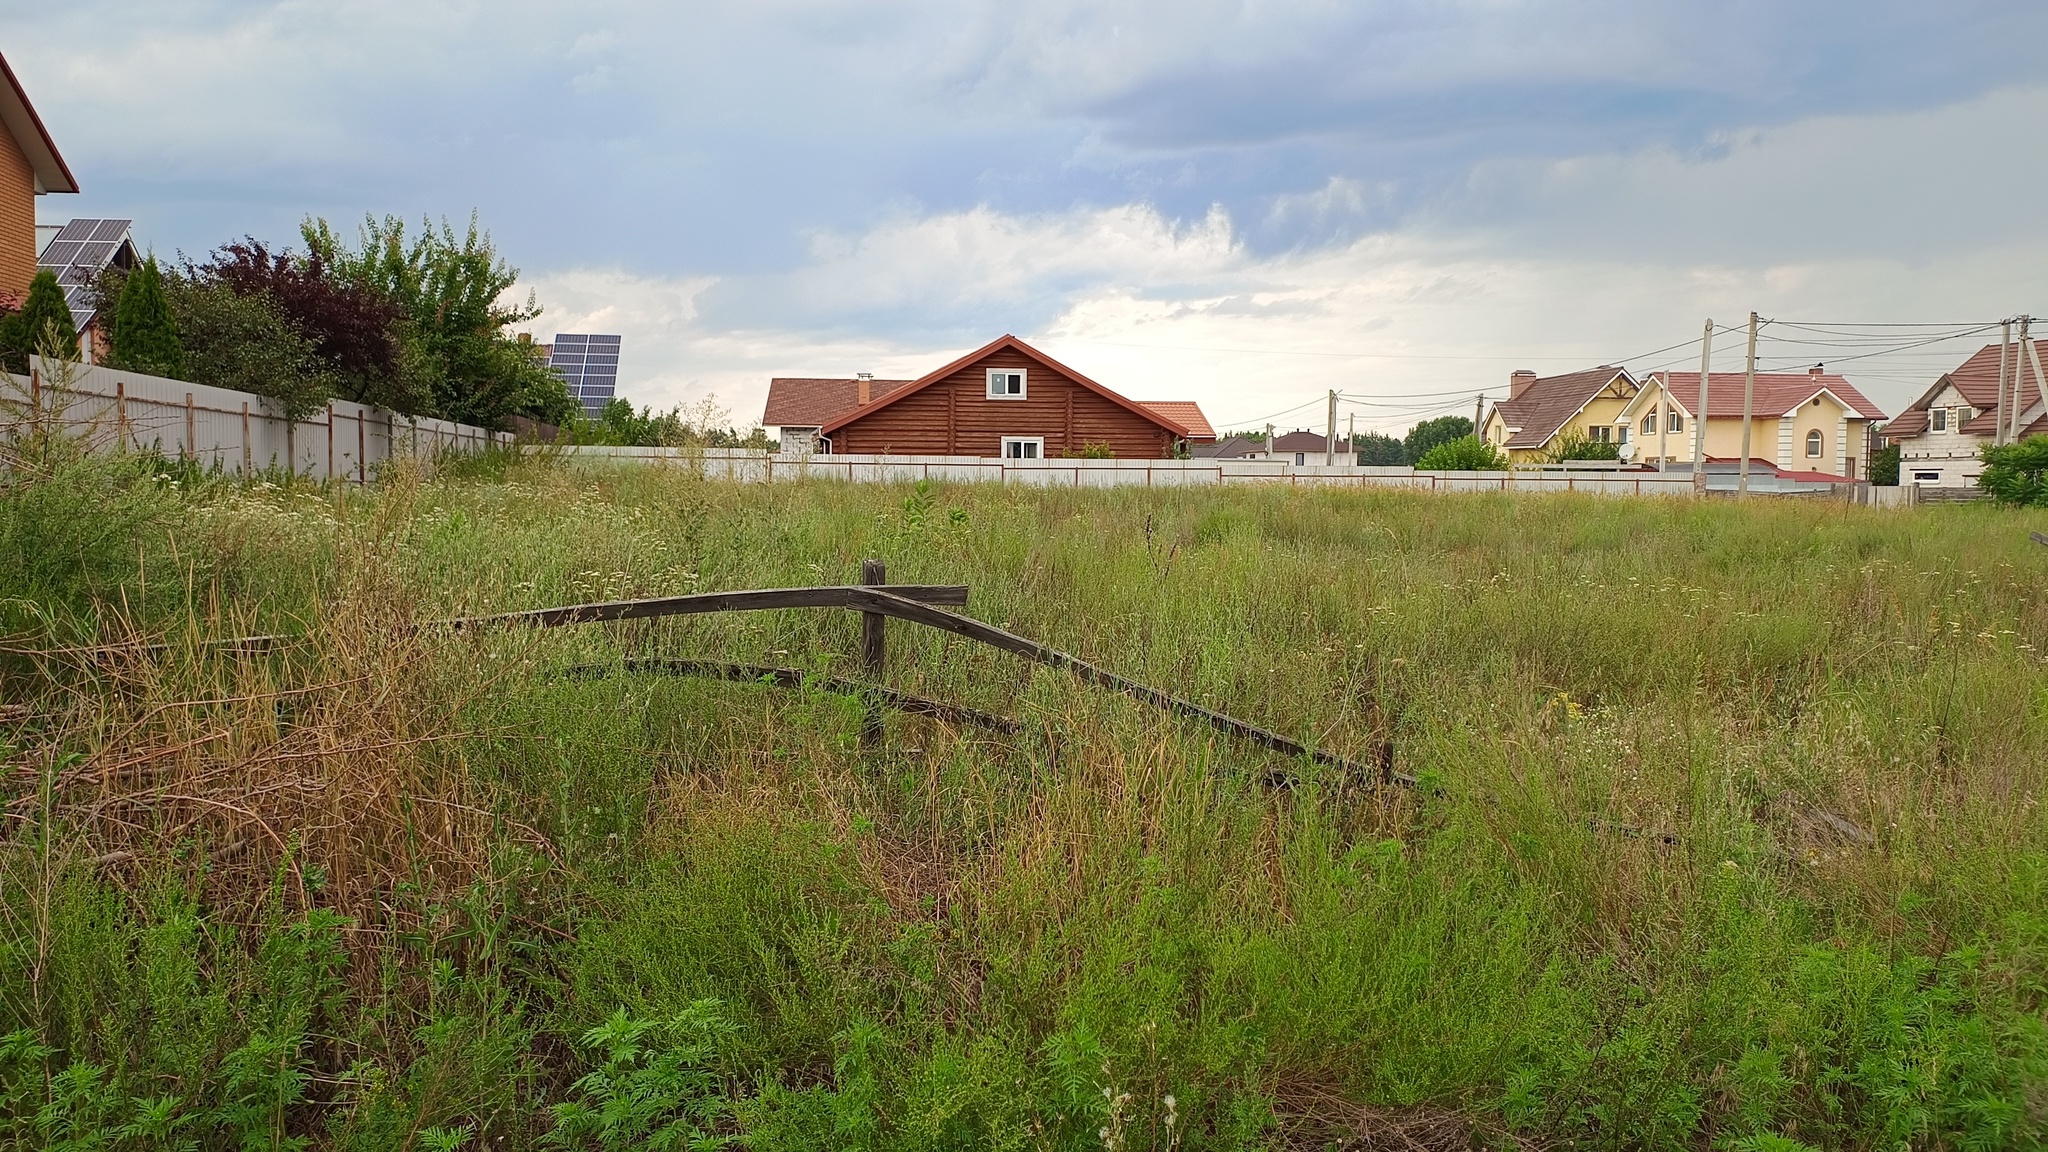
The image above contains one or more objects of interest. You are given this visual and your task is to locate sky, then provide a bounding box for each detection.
[9,1,2048,433]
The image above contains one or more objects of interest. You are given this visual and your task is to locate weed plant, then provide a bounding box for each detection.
[0,452,2043,1150]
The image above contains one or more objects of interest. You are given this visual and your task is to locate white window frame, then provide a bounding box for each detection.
[1930,407,1947,432]
[1805,430,1823,458]
[1666,411,1683,433]
[1000,436,1044,460]
[1641,413,1656,435]
[986,368,1027,400]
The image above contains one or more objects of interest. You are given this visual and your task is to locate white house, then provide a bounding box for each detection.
[1881,340,2047,487]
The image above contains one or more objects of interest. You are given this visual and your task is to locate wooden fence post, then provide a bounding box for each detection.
[184,392,196,461]
[357,408,367,485]
[115,380,128,448]
[860,558,887,747]
[241,402,251,474]
[326,403,335,480]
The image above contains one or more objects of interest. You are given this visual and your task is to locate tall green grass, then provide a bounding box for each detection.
[1,455,2043,1149]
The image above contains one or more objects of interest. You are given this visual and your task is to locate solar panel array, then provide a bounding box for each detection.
[35,218,136,326]
[547,334,623,417]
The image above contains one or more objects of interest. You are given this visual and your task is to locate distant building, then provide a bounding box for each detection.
[548,333,623,418]
[1620,367,1887,480]
[36,218,138,362]
[1480,366,1639,462]
[1879,340,2047,488]
[1,51,80,309]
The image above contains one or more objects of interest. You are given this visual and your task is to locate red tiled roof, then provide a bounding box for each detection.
[1884,340,2047,441]
[1650,370,1886,421]
[762,377,914,427]
[1494,366,1632,449]
[817,335,1191,438]
[1138,401,1215,440]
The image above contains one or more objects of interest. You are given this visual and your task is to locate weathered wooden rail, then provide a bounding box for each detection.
[515,562,1403,786]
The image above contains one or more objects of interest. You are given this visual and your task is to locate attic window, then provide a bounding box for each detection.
[1931,408,1947,432]
[1641,414,1656,435]
[1666,411,1683,433]
[987,369,1026,399]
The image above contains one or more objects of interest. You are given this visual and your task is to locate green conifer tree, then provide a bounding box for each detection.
[0,269,81,373]
[110,256,188,380]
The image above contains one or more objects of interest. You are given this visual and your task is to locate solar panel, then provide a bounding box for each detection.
[74,242,115,266]
[89,219,131,243]
[38,241,82,268]
[53,219,99,243]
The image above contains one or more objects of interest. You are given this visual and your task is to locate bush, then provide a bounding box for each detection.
[1977,435,2048,506]
[1415,434,1507,470]
[109,257,188,380]
[1403,415,1472,463]
[0,270,80,373]
[1548,433,1620,462]
[1869,443,1900,486]
[167,279,335,423]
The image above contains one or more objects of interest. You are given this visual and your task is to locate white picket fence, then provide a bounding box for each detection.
[6,358,510,481]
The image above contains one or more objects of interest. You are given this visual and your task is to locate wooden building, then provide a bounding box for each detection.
[0,53,78,308]
[766,334,1212,459]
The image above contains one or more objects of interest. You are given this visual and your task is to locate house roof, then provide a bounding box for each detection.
[816,334,1192,438]
[1640,370,1886,422]
[1137,401,1215,440]
[1191,434,1262,458]
[0,53,77,195]
[1880,340,2046,440]
[762,377,915,427]
[1492,366,1634,449]
[1271,429,1337,452]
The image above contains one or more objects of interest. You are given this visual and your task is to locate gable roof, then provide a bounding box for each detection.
[0,54,77,195]
[1191,434,1262,458]
[1637,370,1886,422]
[818,334,1192,437]
[1492,366,1635,449]
[1137,401,1215,440]
[762,377,915,427]
[1271,429,1337,452]
[1881,340,2046,440]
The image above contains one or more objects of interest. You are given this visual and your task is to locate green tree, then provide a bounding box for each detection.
[1403,415,1472,463]
[167,279,334,423]
[1977,435,2048,507]
[0,269,81,373]
[1869,443,1900,486]
[303,213,575,427]
[1415,434,1507,470]
[1354,431,1406,465]
[108,257,188,379]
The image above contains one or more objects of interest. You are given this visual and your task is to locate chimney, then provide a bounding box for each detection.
[856,371,873,406]
[1509,369,1537,398]
[1809,363,1825,377]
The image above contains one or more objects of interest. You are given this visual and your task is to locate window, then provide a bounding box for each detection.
[1641,414,1657,435]
[1293,452,1305,465]
[987,369,1026,399]
[1589,425,1612,444]
[1805,430,1823,458]
[1001,436,1043,460]
[1957,406,1973,424]
[1666,411,1683,433]
[1931,408,1947,432]
[1912,470,1941,483]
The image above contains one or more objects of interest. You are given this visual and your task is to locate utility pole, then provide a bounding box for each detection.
[1264,422,1274,462]
[1325,389,1337,466]
[1737,311,1758,497]
[2022,317,2041,441]
[1346,412,1355,462]
[1996,319,2013,446]
[1693,318,1712,496]
[1655,369,1669,472]
[1474,393,1486,437]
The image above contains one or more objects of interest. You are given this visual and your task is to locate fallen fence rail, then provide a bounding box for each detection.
[558,659,1023,735]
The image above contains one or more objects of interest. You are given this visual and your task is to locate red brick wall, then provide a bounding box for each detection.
[0,125,33,306]
[831,348,1176,458]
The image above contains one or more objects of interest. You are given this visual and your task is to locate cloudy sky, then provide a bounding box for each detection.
[10,1,2047,432]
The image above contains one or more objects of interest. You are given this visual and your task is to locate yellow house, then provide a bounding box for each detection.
[1481,366,1638,461]
[1617,367,1888,479]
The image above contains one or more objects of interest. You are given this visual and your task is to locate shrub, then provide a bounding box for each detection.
[1354,431,1405,465]
[109,256,189,379]
[1976,435,2048,506]
[1548,433,1619,462]
[1869,442,1900,486]
[544,1005,738,1150]
[1403,414,1472,462]
[191,238,413,412]
[1415,434,1507,470]
[0,269,80,373]
[166,279,335,423]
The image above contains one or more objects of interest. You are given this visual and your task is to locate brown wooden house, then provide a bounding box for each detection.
[766,334,1211,459]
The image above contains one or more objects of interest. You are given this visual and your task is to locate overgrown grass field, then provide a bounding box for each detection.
[2,448,2044,1150]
